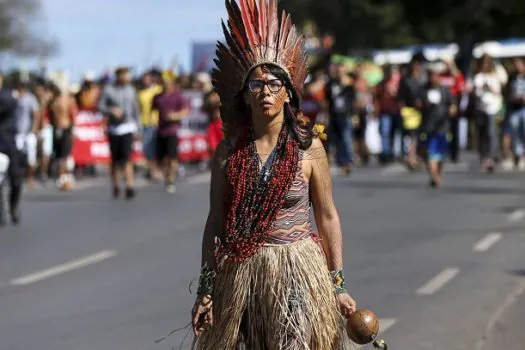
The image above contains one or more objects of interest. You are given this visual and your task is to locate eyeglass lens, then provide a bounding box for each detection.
[248,79,283,93]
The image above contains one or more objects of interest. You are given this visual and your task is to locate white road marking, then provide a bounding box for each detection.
[10,250,117,286]
[416,267,459,295]
[378,318,397,334]
[507,209,525,222]
[473,233,502,252]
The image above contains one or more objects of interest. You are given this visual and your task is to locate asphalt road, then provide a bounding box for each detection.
[0,155,524,350]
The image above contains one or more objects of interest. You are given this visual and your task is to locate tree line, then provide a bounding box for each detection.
[0,0,57,58]
[280,0,525,52]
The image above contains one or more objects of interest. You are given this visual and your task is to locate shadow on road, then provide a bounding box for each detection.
[508,269,525,278]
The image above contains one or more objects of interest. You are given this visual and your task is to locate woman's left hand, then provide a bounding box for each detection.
[337,293,357,318]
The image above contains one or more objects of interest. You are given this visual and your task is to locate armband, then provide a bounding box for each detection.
[330,268,347,295]
[197,264,216,297]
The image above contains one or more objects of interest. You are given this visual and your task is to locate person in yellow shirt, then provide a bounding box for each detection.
[138,71,163,180]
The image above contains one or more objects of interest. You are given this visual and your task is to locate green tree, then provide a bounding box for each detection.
[0,0,57,57]
[279,0,525,52]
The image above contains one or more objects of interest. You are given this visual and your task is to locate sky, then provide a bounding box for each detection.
[36,0,227,80]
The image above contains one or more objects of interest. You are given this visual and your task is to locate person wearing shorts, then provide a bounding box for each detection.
[152,73,189,193]
[14,82,40,189]
[421,67,453,188]
[54,127,73,161]
[109,132,133,169]
[156,132,178,164]
[49,82,77,191]
[98,67,140,199]
[426,133,448,163]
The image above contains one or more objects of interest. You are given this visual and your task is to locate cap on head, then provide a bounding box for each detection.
[161,70,176,84]
[83,71,96,82]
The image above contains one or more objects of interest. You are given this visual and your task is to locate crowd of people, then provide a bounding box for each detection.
[0,66,223,224]
[302,53,525,187]
[1,50,525,223]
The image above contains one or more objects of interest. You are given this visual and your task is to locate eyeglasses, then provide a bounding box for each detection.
[246,79,284,93]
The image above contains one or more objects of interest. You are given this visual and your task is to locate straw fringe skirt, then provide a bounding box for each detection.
[193,238,349,350]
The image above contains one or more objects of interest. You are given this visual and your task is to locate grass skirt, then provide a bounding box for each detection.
[193,238,349,349]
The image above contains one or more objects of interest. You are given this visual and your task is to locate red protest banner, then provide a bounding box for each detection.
[177,90,211,162]
[72,89,215,166]
[177,130,210,163]
[71,109,144,165]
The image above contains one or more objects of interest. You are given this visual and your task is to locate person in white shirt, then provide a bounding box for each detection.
[14,82,40,189]
[472,54,503,172]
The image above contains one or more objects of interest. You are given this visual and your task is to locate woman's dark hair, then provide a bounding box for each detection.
[237,64,313,149]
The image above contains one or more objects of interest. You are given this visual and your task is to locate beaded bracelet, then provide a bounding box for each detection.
[197,264,216,297]
[330,269,348,295]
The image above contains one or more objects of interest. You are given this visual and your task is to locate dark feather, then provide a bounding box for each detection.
[226,3,248,50]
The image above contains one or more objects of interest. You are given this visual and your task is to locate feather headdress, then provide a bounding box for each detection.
[212,0,309,137]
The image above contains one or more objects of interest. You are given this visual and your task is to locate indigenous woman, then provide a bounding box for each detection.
[192,0,356,348]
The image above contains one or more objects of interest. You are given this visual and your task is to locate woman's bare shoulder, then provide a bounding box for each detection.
[302,138,328,181]
[303,137,327,161]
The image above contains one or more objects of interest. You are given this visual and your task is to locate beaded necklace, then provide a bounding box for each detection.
[218,124,299,265]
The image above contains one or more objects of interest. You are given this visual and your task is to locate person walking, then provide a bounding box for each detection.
[98,67,140,199]
[190,1,356,348]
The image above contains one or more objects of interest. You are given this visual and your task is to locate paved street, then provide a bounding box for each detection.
[0,155,524,350]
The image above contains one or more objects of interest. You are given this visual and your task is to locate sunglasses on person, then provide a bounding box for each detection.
[246,79,284,93]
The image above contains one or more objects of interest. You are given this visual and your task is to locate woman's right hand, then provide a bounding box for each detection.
[192,294,213,336]
[109,107,123,119]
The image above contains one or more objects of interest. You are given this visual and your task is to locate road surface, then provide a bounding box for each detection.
[0,157,524,350]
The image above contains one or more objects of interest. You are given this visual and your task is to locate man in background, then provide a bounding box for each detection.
[399,59,426,169]
[0,73,24,225]
[421,67,453,188]
[438,57,466,163]
[49,81,77,191]
[325,63,355,175]
[14,81,40,189]
[507,57,525,170]
[152,73,189,193]
[98,67,140,199]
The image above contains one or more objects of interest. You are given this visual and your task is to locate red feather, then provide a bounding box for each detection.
[258,0,267,44]
[267,0,278,44]
[213,0,309,138]
[239,0,257,48]
[279,12,292,52]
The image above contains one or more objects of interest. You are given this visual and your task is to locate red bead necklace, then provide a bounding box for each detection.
[217,124,299,264]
